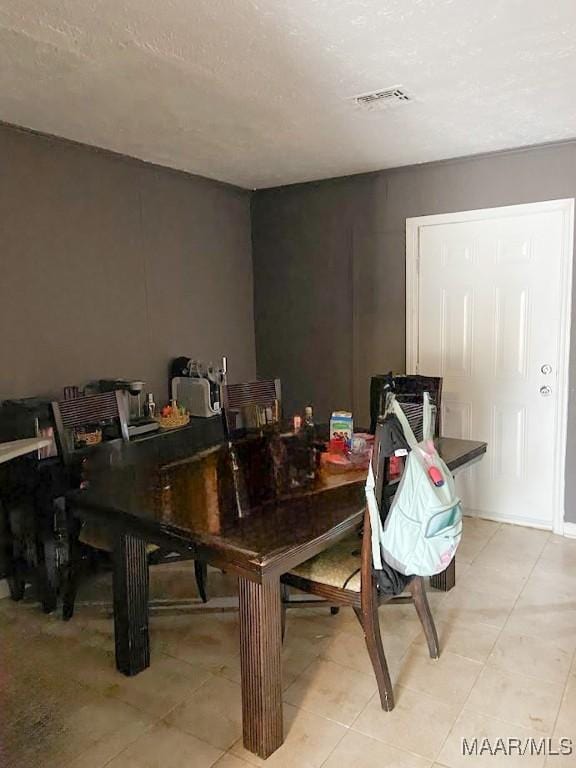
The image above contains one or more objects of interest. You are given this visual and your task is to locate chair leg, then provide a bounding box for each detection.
[61,505,82,621]
[62,538,79,621]
[410,576,439,659]
[194,561,208,603]
[7,565,26,602]
[354,603,394,711]
[61,565,78,620]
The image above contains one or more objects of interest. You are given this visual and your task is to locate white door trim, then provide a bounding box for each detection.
[406,199,575,536]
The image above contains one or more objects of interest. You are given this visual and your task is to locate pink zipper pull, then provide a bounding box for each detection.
[428,465,445,487]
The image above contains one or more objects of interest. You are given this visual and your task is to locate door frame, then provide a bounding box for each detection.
[406,199,575,535]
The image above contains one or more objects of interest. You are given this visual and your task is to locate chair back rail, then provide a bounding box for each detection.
[52,391,129,463]
[223,379,281,410]
[370,373,443,437]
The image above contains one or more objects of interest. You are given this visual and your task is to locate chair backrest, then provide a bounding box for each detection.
[370,418,393,517]
[223,378,281,430]
[370,373,442,437]
[360,420,392,594]
[52,390,129,464]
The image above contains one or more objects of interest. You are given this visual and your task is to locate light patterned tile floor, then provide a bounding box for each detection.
[1,518,575,767]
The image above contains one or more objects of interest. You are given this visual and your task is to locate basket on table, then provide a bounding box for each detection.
[155,403,190,430]
[73,426,103,448]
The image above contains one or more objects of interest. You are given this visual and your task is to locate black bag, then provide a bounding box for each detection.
[369,412,415,595]
[377,413,410,456]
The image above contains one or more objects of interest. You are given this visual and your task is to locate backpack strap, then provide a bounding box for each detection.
[365,461,385,570]
[422,392,433,442]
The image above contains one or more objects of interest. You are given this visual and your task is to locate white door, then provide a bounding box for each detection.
[408,200,573,530]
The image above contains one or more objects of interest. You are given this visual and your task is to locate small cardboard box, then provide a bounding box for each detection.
[330,411,353,448]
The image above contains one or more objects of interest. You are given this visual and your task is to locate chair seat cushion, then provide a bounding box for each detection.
[79,522,159,555]
[288,531,363,591]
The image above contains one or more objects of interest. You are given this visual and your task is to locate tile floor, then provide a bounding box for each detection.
[1,516,575,768]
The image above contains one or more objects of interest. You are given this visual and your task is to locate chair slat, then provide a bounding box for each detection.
[225,380,279,409]
[58,392,120,428]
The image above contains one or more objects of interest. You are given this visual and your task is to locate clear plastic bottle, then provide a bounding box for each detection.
[303,405,314,429]
[301,405,317,480]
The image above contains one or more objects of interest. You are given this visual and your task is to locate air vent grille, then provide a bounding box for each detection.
[354,86,410,107]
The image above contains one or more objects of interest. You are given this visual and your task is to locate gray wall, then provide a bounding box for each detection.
[0,124,256,402]
[252,141,576,522]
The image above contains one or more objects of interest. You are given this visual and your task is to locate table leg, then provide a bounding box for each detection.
[113,533,150,676]
[238,575,283,758]
[430,557,456,591]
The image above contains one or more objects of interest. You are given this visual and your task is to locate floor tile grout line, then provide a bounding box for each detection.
[202,533,568,762]
[279,693,369,730]
[447,703,561,740]
[319,714,440,767]
[464,518,502,561]
[7,527,574,768]
[98,674,233,767]
[348,687,448,763]
[546,644,576,745]
[316,720,350,768]
[431,528,565,762]
[482,658,573,687]
[409,523,554,762]
[79,716,160,768]
[421,665,484,762]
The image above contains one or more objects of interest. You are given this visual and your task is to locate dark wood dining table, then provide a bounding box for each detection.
[68,427,486,759]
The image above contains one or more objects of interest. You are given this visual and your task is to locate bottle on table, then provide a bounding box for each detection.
[303,405,314,430]
[301,405,316,444]
[301,405,317,479]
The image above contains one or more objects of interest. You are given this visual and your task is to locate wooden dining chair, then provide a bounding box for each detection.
[370,374,457,595]
[52,391,129,462]
[51,391,208,617]
[370,373,443,437]
[281,421,439,711]
[223,378,281,431]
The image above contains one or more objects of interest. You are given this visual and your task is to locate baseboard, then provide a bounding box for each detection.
[0,578,9,600]
[463,508,552,531]
[465,509,576,538]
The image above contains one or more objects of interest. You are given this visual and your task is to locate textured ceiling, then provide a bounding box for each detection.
[1,0,576,189]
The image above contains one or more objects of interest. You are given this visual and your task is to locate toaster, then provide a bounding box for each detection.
[171,377,221,418]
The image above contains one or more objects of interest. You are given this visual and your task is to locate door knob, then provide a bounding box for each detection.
[540,385,552,397]
[541,364,552,375]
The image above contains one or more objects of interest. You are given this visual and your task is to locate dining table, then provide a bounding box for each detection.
[68,426,486,759]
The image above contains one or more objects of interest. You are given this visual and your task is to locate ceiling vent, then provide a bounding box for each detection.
[354,86,410,108]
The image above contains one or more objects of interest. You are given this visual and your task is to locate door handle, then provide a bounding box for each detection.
[540,364,552,375]
[539,385,552,397]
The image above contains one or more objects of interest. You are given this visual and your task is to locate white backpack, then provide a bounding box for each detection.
[366,393,462,577]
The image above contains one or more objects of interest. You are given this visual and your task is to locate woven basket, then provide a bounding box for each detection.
[155,412,190,430]
[74,428,102,448]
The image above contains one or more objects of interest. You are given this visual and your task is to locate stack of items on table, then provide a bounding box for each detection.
[320,410,373,473]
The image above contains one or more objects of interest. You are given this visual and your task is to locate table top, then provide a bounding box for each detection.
[0,437,51,465]
[69,432,486,579]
